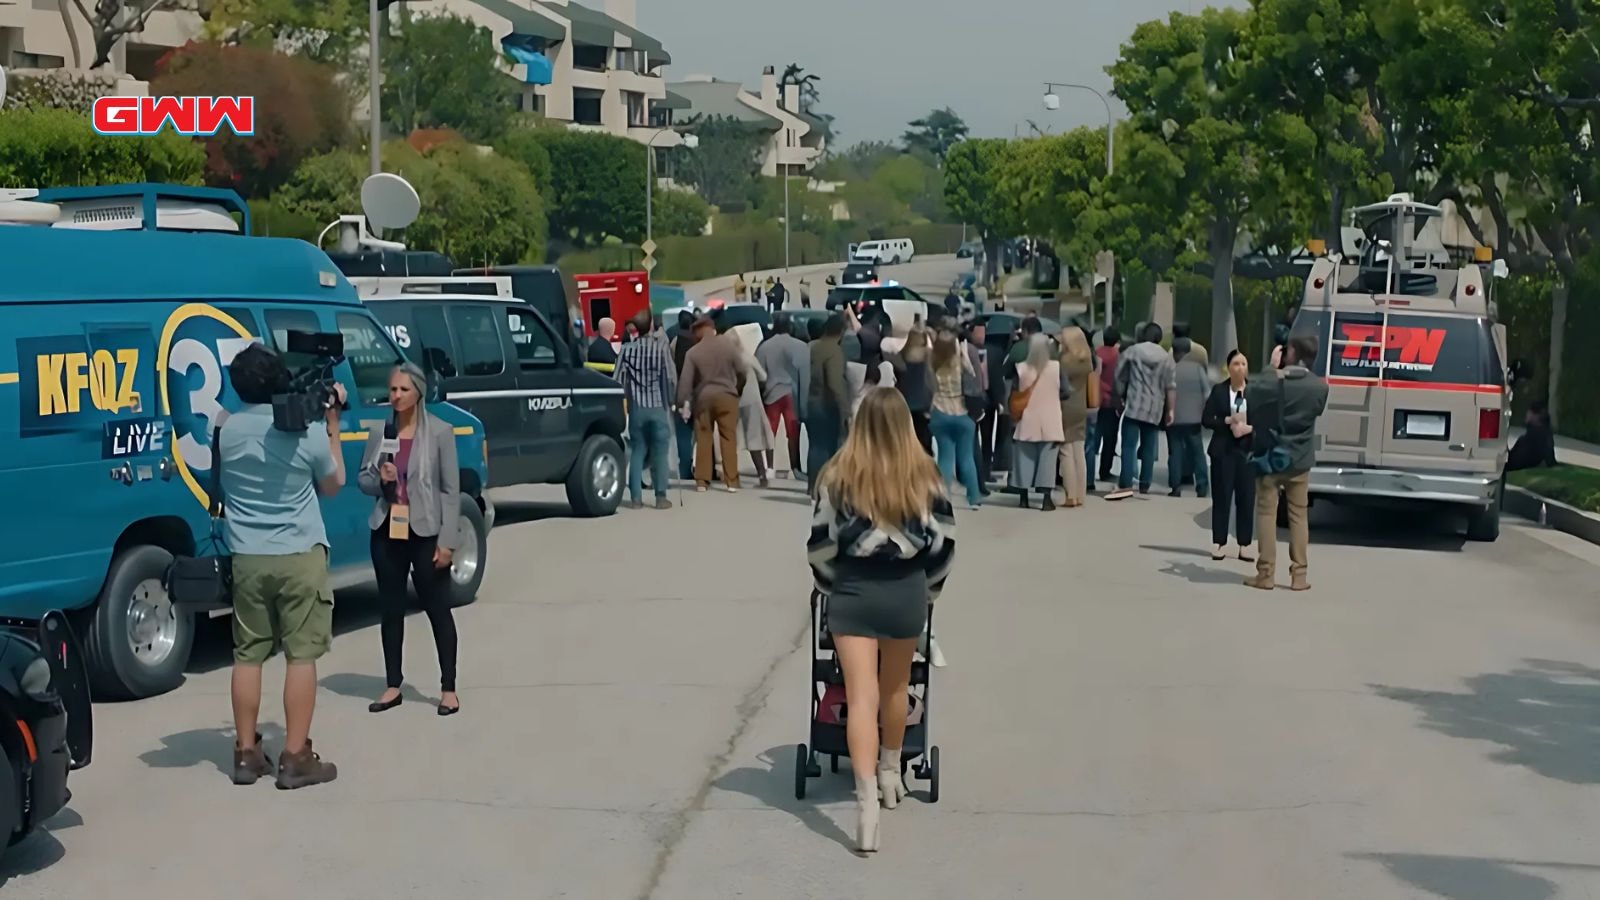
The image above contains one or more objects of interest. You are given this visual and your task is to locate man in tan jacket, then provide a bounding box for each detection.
[675,317,748,491]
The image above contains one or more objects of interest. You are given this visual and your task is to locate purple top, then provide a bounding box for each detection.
[395,438,413,504]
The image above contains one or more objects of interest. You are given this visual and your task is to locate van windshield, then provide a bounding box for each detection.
[1291,310,1499,387]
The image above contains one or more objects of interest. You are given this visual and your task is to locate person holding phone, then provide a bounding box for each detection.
[359,363,463,716]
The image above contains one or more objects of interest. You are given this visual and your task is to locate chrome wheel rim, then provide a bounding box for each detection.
[593,450,621,504]
[127,577,177,666]
[452,531,480,586]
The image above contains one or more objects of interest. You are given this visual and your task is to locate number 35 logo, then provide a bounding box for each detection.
[156,304,256,510]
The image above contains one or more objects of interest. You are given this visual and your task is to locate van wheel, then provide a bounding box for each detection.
[567,435,624,518]
[448,499,488,608]
[1467,482,1503,542]
[85,545,192,700]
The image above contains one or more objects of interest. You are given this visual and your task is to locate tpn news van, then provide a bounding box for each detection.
[0,184,492,699]
[1292,193,1527,541]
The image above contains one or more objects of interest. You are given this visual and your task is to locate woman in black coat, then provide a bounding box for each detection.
[1202,350,1257,561]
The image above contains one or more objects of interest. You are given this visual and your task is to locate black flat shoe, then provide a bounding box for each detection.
[368,693,403,713]
[437,703,461,717]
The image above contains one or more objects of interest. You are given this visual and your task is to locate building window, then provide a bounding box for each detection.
[573,44,608,70]
[626,91,646,127]
[572,90,603,125]
[10,51,65,69]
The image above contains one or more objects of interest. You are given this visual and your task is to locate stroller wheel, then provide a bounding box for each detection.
[830,754,839,773]
[926,746,941,803]
[794,744,809,800]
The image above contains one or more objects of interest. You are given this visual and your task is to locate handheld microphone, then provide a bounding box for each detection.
[379,416,400,503]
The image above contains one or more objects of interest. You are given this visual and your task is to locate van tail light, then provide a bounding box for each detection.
[1479,408,1501,441]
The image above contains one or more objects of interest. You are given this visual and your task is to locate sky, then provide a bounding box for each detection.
[641,0,1208,148]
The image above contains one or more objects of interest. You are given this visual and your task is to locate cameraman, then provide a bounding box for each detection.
[218,344,346,790]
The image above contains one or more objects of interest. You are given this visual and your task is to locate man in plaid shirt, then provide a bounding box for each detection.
[1107,322,1177,499]
[615,311,677,509]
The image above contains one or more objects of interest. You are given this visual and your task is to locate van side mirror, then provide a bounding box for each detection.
[1509,358,1533,382]
[426,379,447,404]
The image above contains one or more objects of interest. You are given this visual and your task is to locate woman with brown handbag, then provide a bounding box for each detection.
[1057,327,1095,507]
[1007,334,1065,510]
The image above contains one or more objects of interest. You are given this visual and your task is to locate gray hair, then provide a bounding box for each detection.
[1025,333,1052,372]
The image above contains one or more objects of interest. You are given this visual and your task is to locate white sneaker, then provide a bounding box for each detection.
[1211,543,1226,561]
[929,636,948,668]
[726,485,740,494]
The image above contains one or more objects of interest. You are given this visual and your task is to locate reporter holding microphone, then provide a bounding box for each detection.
[359,363,463,716]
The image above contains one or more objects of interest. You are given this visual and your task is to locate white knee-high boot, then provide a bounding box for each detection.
[878,747,908,809]
[856,775,880,852]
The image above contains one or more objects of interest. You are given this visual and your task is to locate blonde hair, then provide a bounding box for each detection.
[1060,326,1091,367]
[817,388,943,524]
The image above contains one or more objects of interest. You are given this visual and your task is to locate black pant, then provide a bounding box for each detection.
[912,411,934,456]
[968,398,992,484]
[371,529,458,692]
[1209,452,1256,546]
[1096,407,1120,480]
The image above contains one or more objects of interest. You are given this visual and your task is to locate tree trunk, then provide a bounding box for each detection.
[982,234,1001,288]
[1208,219,1239,359]
[1549,280,1568,431]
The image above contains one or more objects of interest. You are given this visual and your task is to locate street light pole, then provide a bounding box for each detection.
[783,166,790,271]
[1043,81,1115,326]
[368,0,382,176]
[645,127,698,261]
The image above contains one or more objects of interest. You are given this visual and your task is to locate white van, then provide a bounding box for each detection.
[852,238,915,265]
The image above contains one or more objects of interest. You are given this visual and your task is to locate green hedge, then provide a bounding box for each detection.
[0,107,204,188]
[1509,465,1600,513]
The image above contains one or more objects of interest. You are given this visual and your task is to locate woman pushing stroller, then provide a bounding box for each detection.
[807,388,958,853]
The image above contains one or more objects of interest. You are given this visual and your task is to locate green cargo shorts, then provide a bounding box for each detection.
[231,547,334,665]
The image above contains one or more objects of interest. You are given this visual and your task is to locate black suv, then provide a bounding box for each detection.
[360,291,627,517]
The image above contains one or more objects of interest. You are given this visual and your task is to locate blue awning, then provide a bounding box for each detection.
[502,38,553,85]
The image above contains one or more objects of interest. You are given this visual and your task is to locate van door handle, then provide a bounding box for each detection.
[109,462,133,485]
[1449,443,1467,452]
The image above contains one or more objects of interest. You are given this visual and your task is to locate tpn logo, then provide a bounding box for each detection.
[91,96,255,137]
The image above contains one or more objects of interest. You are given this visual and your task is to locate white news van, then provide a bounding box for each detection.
[851,238,915,265]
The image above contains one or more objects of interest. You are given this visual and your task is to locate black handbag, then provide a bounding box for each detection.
[1249,377,1294,476]
[166,427,233,612]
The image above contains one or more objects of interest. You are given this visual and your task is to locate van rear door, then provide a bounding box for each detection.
[1329,311,1503,473]
[1293,309,1379,466]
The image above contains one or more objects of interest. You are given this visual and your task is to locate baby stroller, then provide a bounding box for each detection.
[794,589,941,802]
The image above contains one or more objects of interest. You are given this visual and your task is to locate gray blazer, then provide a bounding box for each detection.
[357,413,461,550]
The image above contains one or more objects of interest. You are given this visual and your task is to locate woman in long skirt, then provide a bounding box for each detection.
[1009,334,1064,510]
[739,349,774,487]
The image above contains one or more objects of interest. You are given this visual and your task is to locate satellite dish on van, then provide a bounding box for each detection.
[360,173,419,231]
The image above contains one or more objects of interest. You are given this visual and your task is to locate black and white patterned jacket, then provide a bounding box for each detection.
[807,489,957,600]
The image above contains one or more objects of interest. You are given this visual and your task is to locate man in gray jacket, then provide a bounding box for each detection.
[755,318,809,479]
[1107,323,1176,500]
[1168,337,1212,497]
[1245,332,1330,592]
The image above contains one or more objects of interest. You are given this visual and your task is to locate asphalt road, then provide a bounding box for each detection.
[684,253,980,309]
[7,458,1600,898]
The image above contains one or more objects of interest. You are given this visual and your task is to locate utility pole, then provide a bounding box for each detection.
[368,0,383,175]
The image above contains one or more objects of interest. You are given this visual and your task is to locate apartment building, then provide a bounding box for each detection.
[0,0,200,93]
[668,67,827,177]
[436,0,682,147]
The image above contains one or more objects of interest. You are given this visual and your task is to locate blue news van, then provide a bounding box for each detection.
[0,185,492,699]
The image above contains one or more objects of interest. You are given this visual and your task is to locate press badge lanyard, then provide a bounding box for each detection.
[390,457,411,540]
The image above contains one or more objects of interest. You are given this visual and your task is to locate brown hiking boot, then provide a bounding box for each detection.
[232,734,273,786]
[1243,574,1275,591]
[276,739,337,790]
[1290,576,1312,592]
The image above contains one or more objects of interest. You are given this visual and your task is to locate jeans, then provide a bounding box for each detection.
[673,415,695,480]
[806,405,843,492]
[1084,414,1100,486]
[627,407,673,502]
[930,410,982,505]
[1117,418,1160,490]
[1167,424,1209,493]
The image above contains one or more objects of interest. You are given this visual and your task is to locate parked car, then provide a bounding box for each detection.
[851,238,917,265]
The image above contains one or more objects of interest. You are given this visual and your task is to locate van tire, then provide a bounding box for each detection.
[567,435,624,518]
[0,741,19,852]
[448,499,488,608]
[1466,482,1503,542]
[85,545,191,700]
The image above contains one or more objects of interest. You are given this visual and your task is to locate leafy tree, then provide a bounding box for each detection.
[383,13,518,143]
[944,138,1019,284]
[781,63,835,141]
[1111,8,1285,356]
[902,108,969,165]
[654,189,710,238]
[71,0,196,69]
[152,42,350,198]
[504,128,645,247]
[841,179,906,231]
[673,114,766,209]
[276,139,547,264]
[494,127,554,193]
[816,140,900,182]
[203,0,368,70]
[0,106,203,187]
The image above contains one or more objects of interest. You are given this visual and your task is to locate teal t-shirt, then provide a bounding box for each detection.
[218,405,336,556]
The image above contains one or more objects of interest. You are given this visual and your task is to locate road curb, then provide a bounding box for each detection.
[1505,485,1600,545]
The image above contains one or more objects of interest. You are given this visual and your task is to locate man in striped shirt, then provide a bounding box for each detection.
[615,311,677,509]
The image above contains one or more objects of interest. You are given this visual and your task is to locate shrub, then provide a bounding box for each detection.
[654,189,710,238]
[1,70,121,112]
[0,107,204,188]
[497,128,644,247]
[152,42,350,198]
